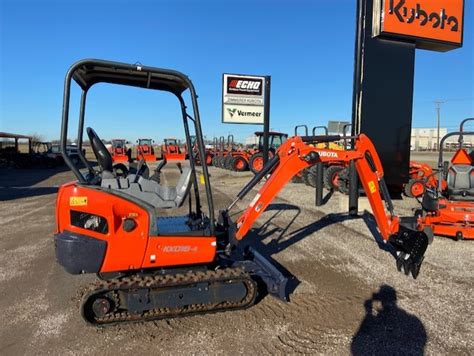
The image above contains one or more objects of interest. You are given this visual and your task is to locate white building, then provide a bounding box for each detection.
[411,127,474,151]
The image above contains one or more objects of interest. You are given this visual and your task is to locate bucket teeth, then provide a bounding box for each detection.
[390,227,429,279]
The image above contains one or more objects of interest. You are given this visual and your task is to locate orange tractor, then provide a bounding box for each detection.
[219,135,252,172]
[162,138,186,161]
[55,59,430,326]
[191,135,214,166]
[248,131,288,173]
[110,139,130,163]
[136,138,156,162]
[293,125,347,190]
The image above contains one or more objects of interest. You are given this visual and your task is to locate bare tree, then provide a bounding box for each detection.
[29,132,45,144]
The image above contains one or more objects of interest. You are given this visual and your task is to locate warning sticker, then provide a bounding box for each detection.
[368,181,377,194]
[249,193,261,208]
[70,196,88,206]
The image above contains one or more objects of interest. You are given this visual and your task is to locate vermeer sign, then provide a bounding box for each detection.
[222,74,267,124]
[373,0,464,51]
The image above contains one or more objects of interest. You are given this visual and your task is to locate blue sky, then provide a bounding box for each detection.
[1,0,473,142]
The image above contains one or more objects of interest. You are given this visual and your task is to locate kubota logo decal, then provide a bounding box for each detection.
[227,76,263,96]
[389,0,459,32]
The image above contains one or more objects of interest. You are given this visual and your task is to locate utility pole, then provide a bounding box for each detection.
[434,100,445,151]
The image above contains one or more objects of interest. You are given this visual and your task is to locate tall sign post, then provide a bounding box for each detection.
[352,0,464,195]
[222,74,271,165]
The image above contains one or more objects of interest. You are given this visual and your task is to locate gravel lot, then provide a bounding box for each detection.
[0,158,472,355]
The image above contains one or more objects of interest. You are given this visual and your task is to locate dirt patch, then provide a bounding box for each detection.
[0,165,472,355]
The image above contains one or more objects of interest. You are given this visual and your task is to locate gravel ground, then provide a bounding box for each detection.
[0,159,472,355]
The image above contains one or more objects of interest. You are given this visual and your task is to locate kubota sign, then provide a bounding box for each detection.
[373,0,464,51]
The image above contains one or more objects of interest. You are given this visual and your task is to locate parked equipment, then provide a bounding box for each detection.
[162,138,186,161]
[418,118,474,240]
[403,161,445,198]
[248,131,288,174]
[212,136,227,168]
[55,59,430,326]
[110,139,130,163]
[136,138,156,162]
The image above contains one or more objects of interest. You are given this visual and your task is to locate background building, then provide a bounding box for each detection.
[411,128,474,151]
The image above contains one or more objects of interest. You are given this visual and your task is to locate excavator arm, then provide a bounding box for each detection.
[224,134,429,278]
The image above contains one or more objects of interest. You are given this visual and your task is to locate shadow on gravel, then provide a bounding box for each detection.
[0,186,59,201]
[241,204,363,299]
[0,166,70,201]
[241,205,402,300]
[351,285,426,355]
[360,211,397,257]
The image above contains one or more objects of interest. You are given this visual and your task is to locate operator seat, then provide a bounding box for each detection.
[446,164,474,199]
[87,127,192,209]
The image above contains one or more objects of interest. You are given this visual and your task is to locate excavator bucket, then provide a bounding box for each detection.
[389,226,429,279]
[234,247,288,301]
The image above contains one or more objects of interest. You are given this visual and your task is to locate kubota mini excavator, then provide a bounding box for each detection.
[55,59,430,326]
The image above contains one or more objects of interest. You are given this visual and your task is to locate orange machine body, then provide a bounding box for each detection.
[423,199,474,240]
[110,139,129,163]
[162,139,186,161]
[235,134,403,241]
[56,183,216,273]
[418,145,474,240]
[136,139,156,162]
[406,161,446,197]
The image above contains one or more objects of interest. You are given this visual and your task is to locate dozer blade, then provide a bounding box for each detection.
[235,247,288,301]
[389,226,429,279]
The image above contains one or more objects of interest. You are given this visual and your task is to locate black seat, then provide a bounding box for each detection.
[447,164,474,199]
[87,127,113,172]
[88,127,192,209]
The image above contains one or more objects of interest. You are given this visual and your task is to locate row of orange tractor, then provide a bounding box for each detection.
[109,138,186,163]
[206,131,288,173]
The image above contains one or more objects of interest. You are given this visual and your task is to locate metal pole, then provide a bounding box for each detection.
[434,100,444,151]
[263,76,271,166]
[315,162,324,206]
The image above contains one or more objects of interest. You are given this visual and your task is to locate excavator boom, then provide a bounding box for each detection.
[226,134,429,278]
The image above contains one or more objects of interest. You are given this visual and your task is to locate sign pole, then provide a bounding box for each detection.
[263,76,271,166]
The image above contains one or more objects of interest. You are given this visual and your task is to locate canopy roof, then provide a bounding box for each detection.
[0,132,32,140]
[71,59,190,95]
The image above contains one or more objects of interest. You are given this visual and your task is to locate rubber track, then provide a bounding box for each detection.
[81,267,257,326]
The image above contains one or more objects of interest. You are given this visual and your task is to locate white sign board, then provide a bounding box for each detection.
[222,74,266,124]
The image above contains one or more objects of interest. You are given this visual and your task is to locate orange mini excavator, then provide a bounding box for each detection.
[55,59,430,326]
